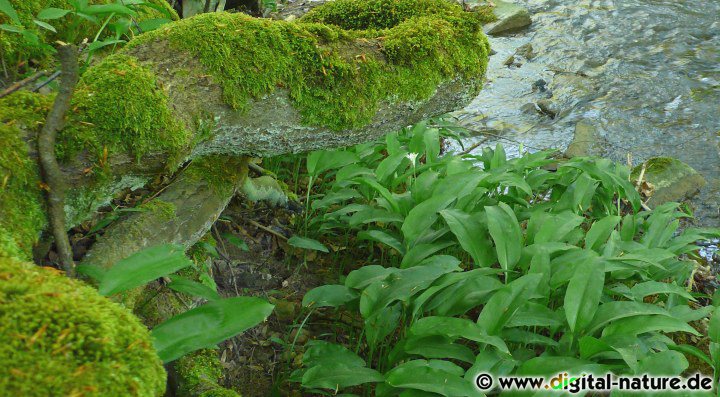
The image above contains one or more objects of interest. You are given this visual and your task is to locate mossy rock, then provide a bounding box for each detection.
[631,157,707,208]
[0,257,166,396]
[130,0,491,131]
[174,349,240,397]
[0,0,178,76]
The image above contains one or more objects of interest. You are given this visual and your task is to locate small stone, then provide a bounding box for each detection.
[503,55,515,66]
[565,120,604,158]
[515,43,536,59]
[535,99,556,118]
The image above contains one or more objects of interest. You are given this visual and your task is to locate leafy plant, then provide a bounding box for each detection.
[282,122,719,395]
[79,243,274,363]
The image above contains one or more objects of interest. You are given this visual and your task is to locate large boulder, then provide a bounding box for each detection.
[0,257,166,396]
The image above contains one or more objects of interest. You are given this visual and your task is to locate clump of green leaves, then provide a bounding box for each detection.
[0,0,176,75]
[288,123,720,395]
[79,243,274,364]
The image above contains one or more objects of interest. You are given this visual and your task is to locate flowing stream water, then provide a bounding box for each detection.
[453,0,720,227]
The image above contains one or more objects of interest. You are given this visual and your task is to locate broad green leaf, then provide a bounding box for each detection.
[33,19,56,32]
[0,0,20,24]
[477,274,541,335]
[302,363,383,390]
[222,233,249,251]
[288,236,329,253]
[136,17,171,32]
[307,150,359,176]
[0,23,22,33]
[37,7,71,19]
[303,285,358,308]
[601,315,699,338]
[586,301,669,335]
[358,229,405,254]
[84,3,136,15]
[349,207,403,227]
[709,306,720,343]
[375,152,407,182]
[97,244,193,296]
[485,203,522,272]
[385,360,477,396]
[152,297,274,362]
[360,263,459,318]
[400,335,475,364]
[356,178,400,213]
[585,215,621,251]
[669,344,712,368]
[426,273,502,317]
[440,209,493,267]
[345,265,399,290]
[167,275,220,301]
[303,340,366,367]
[87,38,125,52]
[506,302,563,328]
[365,303,401,349]
[565,261,605,334]
[630,281,694,302]
[516,356,607,376]
[637,350,687,375]
[502,328,558,347]
[400,241,454,268]
[410,316,508,353]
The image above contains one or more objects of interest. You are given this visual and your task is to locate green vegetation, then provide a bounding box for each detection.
[175,349,240,397]
[0,256,166,396]
[59,52,189,163]
[129,0,491,130]
[271,123,720,394]
[0,0,178,75]
[0,91,51,260]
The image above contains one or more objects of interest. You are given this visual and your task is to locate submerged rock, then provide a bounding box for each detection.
[632,157,707,208]
[565,120,605,158]
[483,0,531,35]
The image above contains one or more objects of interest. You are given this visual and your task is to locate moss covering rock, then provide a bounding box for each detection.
[130,0,491,130]
[174,349,240,397]
[0,256,166,396]
[632,157,707,208]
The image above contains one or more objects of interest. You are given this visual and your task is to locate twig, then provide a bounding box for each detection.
[0,70,48,98]
[32,70,61,92]
[38,45,79,277]
[248,219,288,241]
[459,135,492,155]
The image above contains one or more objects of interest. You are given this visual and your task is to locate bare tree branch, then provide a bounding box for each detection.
[38,45,79,276]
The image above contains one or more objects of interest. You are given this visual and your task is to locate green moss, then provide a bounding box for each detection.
[185,156,249,195]
[139,199,177,221]
[0,0,178,75]
[58,53,190,163]
[0,91,51,259]
[128,0,490,130]
[0,257,166,396]
[175,349,240,397]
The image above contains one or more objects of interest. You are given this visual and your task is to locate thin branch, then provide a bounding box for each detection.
[0,70,48,99]
[38,44,79,277]
[248,219,288,241]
